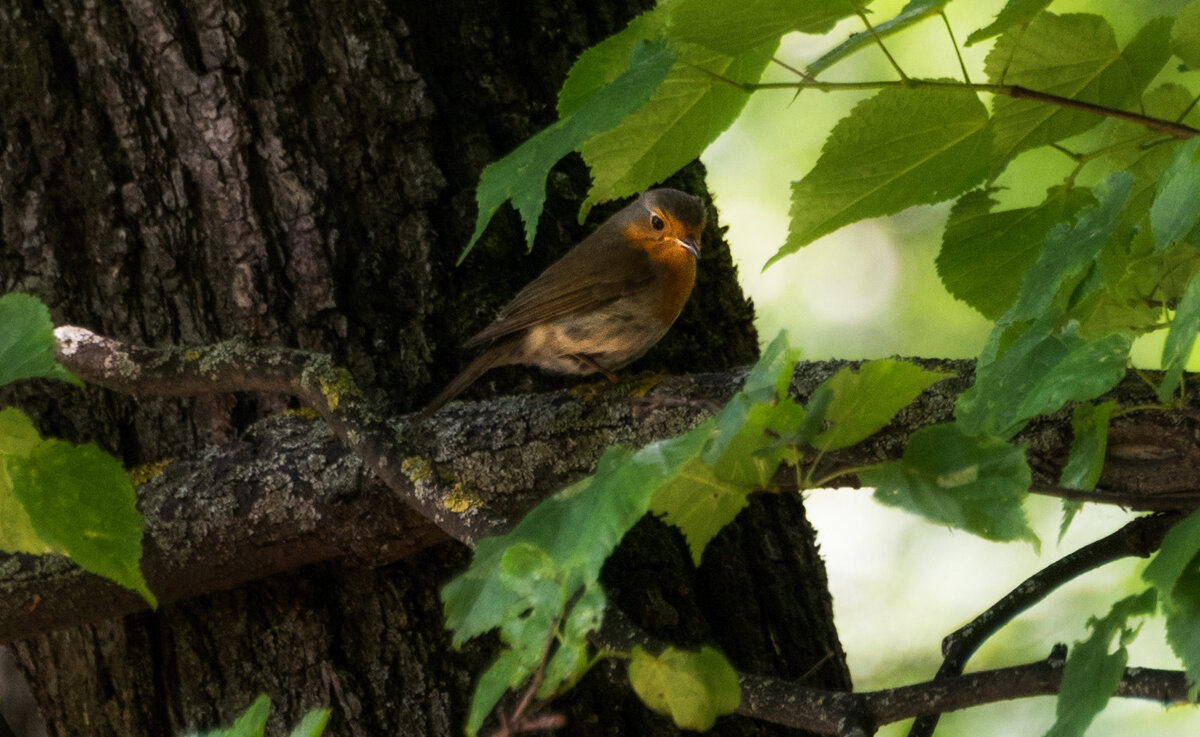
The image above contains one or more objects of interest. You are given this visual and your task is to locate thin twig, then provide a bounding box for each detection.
[853,2,909,82]
[939,10,970,84]
[906,513,1182,737]
[732,77,1200,139]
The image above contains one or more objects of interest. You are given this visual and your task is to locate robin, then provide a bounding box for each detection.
[421,188,706,418]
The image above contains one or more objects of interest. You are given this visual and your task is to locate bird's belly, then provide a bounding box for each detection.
[522,306,669,375]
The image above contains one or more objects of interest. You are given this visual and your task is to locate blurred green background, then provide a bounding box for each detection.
[700,0,1200,734]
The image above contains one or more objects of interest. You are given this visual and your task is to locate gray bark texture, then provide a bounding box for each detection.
[0,0,846,736]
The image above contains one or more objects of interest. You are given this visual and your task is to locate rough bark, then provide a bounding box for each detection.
[0,0,841,736]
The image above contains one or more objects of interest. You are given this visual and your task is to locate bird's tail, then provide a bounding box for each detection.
[419,341,519,419]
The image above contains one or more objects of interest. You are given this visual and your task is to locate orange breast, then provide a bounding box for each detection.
[645,240,697,325]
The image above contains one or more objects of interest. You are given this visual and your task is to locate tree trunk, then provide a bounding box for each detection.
[0,0,844,735]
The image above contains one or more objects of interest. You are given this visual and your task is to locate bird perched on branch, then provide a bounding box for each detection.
[421,188,706,418]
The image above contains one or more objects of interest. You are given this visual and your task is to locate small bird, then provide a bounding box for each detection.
[421,187,706,417]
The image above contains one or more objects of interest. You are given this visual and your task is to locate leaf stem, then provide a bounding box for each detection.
[854,3,909,82]
[939,11,970,84]
[734,78,1199,139]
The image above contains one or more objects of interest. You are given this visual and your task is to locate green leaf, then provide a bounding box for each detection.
[863,423,1037,545]
[0,409,46,555]
[1057,400,1117,540]
[0,293,80,387]
[938,187,1095,318]
[774,87,990,266]
[539,584,606,699]
[985,13,1136,176]
[1158,271,1200,401]
[1152,137,1200,252]
[668,0,861,55]
[812,360,949,451]
[287,710,331,737]
[467,651,529,737]
[460,40,674,261]
[7,440,155,606]
[807,0,948,76]
[1007,173,1132,324]
[965,0,1052,46]
[1123,16,1174,94]
[957,174,1134,439]
[557,8,669,117]
[1163,565,1200,700]
[1172,0,1200,70]
[580,39,774,213]
[1144,507,1200,599]
[1144,509,1200,694]
[197,695,271,737]
[652,331,802,563]
[651,458,753,565]
[701,332,803,485]
[1044,590,1157,737]
[956,316,1131,440]
[628,645,740,731]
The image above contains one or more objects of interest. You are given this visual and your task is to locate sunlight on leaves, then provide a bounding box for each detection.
[777,87,991,267]
[628,645,740,730]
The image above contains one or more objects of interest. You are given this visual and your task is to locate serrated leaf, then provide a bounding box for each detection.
[812,360,949,451]
[460,40,674,261]
[558,8,669,117]
[580,40,774,213]
[985,13,1136,176]
[702,332,804,485]
[1144,510,1200,693]
[774,87,990,266]
[0,410,45,555]
[938,187,1095,318]
[1152,137,1200,252]
[196,695,271,737]
[628,645,740,730]
[956,316,1131,440]
[1172,0,1200,70]
[651,458,753,565]
[1163,566,1200,700]
[443,420,712,646]
[466,651,529,737]
[1158,271,1200,401]
[863,423,1037,545]
[1144,507,1200,598]
[0,293,80,387]
[1058,400,1117,540]
[807,0,947,76]
[287,710,331,737]
[965,0,1052,46]
[669,0,861,55]
[539,584,606,699]
[1007,173,1132,325]
[1123,16,1174,94]
[7,440,155,606]
[1044,590,1157,737]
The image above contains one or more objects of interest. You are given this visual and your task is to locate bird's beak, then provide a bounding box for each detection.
[677,237,701,259]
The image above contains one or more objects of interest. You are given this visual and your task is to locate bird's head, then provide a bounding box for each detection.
[621,188,706,260]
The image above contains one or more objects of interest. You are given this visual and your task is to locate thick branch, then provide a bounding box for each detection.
[11,328,1195,730]
[20,329,1195,640]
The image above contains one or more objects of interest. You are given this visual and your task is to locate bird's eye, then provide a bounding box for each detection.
[651,215,665,230]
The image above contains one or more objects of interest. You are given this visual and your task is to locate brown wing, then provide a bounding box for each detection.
[464,225,657,348]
